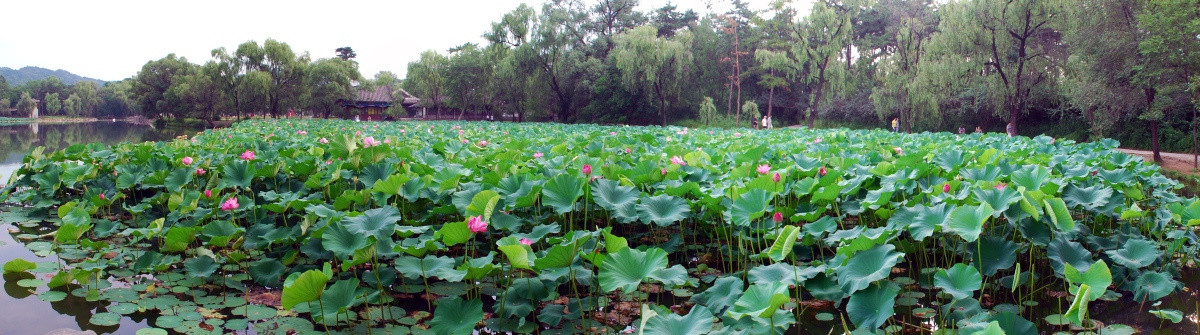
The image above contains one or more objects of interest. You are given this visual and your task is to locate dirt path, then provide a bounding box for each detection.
[1117,148,1199,175]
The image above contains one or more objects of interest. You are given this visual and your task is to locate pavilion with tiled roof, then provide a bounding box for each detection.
[338,86,420,121]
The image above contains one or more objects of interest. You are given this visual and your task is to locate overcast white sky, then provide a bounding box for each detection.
[1,0,808,82]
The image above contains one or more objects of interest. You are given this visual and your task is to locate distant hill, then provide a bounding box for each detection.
[0,66,106,86]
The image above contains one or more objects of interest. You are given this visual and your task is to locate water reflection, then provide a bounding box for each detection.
[0,121,194,185]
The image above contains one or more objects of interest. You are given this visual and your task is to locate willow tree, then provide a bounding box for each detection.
[404,50,449,118]
[794,0,852,129]
[612,25,693,126]
[1136,0,1200,166]
[1060,0,1151,149]
[306,58,360,119]
[870,1,937,132]
[922,0,1061,134]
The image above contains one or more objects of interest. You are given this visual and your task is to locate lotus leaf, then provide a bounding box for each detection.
[1105,238,1161,270]
[643,305,714,335]
[727,281,789,320]
[636,194,690,226]
[846,282,899,330]
[429,297,483,335]
[934,263,982,300]
[837,244,904,294]
[944,203,993,243]
[691,276,744,314]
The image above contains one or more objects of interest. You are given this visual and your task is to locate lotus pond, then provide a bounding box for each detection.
[2,119,1199,334]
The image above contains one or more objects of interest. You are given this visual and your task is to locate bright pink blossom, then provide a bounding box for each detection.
[296,130,307,135]
[204,190,212,198]
[772,173,781,183]
[661,168,667,175]
[671,156,685,166]
[99,193,106,200]
[995,183,1007,190]
[383,139,391,144]
[520,238,533,246]
[196,168,206,176]
[773,212,783,223]
[220,197,239,211]
[625,148,631,154]
[756,164,770,175]
[813,137,823,144]
[477,140,487,147]
[240,150,256,161]
[943,183,951,193]
[363,136,381,147]
[582,164,592,176]
[319,137,329,144]
[734,132,742,137]
[533,152,544,159]
[181,156,193,166]
[893,147,903,155]
[818,167,827,176]
[609,131,617,136]
[468,216,487,233]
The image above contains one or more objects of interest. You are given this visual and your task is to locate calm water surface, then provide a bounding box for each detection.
[1,121,194,335]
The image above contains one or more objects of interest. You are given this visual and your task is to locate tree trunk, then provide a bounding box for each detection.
[767,85,774,120]
[1145,88,1163,164]
[1193,107,1197,168]
[1151,120,1163,164]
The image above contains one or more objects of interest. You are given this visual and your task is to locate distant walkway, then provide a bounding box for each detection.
[1118,148,1198,175]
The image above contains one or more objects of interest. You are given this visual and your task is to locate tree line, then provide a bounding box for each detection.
[0,41,385,125]
[1,0,1196,162]
[402,0,1198,162]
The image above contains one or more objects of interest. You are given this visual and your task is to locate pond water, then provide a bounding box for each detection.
[1,121,195,335]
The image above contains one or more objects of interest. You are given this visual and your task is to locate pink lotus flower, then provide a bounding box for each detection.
[813,137,823,144]
[181,156,193,166]
[458,130,464,136]
[363,136,381,147]
[625,148,631,154]
[671,156,685,166]
[661,168,667,175]
[99,193,106,200]
[582,164,592,176]
[296,130,307,135]
[756,164,770,175]
[240,150,256,161]
[356,131,362,136]
[520,238,533,246]
[609,131,617,136]
[818,167,827,176]
[995,183,1007,190]
[893,147,903,155]
[220,197,239,211]
[477,140,487,147]
[319,137,328,144]
[734,132,742,137]
[533,152,544,159]
[383,139,391,144]
[772,173,781,183]
[773,212,783,223]
[468,216,487,233]
[204,190,212,198]
[196,168,206,176]
[943,183,951,193]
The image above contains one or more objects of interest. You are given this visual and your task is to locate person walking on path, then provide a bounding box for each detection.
[891,118,899,132]
[1006,122,1015,137]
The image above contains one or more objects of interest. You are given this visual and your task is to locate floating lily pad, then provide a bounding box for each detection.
[815,312,835,321]
[16,278,44,287]
[90,312,121,326]
[110,303,139,314]
[135,328,168,335]
[39,291,67,302]
[1044,314,1070,326]
[912,307,935,318]
[156,315,183,328]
